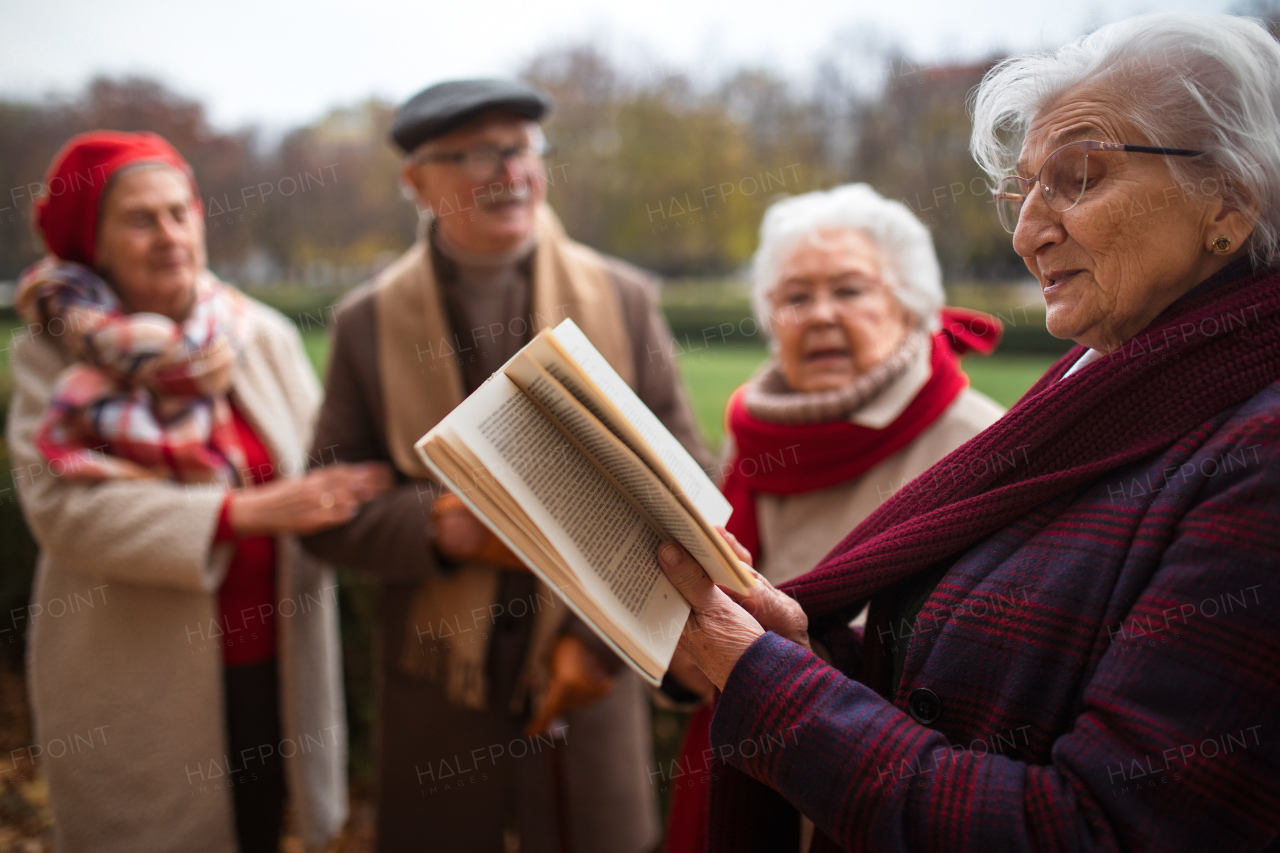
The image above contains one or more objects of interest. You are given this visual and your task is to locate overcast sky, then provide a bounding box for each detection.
[0,0,1243,131]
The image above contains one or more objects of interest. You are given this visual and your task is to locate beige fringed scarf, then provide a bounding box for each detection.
[375,205,635,713]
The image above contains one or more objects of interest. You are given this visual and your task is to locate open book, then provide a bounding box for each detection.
[415,319,754,686]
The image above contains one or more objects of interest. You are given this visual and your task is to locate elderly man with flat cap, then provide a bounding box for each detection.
[301,79,710,852]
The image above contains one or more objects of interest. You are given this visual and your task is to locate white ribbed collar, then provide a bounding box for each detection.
[1061,347,1105,379]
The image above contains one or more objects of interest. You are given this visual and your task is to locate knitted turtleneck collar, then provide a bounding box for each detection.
[742,327,929,426]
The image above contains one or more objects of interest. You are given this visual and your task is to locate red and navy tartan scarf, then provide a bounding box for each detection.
[785,257,1280,632]
[14,257,251,484]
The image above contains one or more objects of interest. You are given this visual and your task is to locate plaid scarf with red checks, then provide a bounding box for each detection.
[15,257,251,484]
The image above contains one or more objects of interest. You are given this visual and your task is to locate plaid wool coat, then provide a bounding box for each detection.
[711,379,1280,850]
[707,309,1280,850]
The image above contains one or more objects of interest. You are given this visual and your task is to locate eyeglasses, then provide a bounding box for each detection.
[772,274,885,324]
[414,140,550,182]
[993,140,1202,233]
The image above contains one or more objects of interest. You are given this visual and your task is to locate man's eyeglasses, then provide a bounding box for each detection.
[993,140,1202,233]
[414,141,550,182]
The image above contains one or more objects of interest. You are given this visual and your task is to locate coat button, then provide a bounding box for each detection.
[907,688,942,725]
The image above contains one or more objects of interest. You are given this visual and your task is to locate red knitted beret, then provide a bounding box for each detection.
[34,131,201,267]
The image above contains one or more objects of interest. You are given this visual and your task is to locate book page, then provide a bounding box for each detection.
[504,322,750,592]
[424,435,669,681]
[510,321,731,526]
[518,364,742,587]
[424,374,689,680]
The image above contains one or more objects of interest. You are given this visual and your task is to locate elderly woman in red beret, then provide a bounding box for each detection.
[6,131,391,852]
[656,12,1280,852]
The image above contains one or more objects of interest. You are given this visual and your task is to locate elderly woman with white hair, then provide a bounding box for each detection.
[654,12,1280,853]
[723,183,1004,583]
[664,183,1003,853]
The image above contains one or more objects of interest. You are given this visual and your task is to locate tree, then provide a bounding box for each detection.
[849,59,1023,280]
[0,76,258,279]
[522,46,832,276]
[255,100,413,282]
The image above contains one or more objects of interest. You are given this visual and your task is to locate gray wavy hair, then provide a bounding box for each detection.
[751,183,944,337]
[970,12,1280,267]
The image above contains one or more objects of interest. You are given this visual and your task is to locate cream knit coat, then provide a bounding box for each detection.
[6,298,347,852]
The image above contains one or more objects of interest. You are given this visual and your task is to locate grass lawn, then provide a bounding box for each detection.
[300,326,332,376]
[0,319,23,406]
[668,344,770,450]
[958,352,1060,408]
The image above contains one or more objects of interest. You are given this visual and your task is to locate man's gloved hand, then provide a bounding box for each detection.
[525,634,618,736]
[431,492,526,570]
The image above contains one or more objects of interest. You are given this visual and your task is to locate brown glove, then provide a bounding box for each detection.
[525,634,618,736]
[431,493,527,571]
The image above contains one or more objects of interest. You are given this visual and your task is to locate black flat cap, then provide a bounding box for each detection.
[390,78,552,153]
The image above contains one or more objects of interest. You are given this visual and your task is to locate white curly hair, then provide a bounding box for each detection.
[970,12,1280,267]
[751,183,944,337]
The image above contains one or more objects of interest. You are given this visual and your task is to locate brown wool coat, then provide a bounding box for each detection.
[7,299,347,853]
[301,233,711,853]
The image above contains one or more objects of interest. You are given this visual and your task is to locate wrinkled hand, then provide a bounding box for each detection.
[432,493,526,570]
[658,541,809,691]
[525,634,617,736]
[724,571,810,650]
[706,525,803,645]
[709,529,807,648]
[228,462,394,537]
[716,526,753,568]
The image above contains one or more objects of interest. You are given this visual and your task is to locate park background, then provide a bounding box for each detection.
[1,2,1277,849]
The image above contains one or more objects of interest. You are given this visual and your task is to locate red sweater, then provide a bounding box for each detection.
[212,404,278,667]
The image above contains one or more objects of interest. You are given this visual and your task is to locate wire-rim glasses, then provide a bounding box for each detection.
[993,140,1203,233]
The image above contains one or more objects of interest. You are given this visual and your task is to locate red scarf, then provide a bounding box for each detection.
[668,307,1001,853]
[722,307,1002,560]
